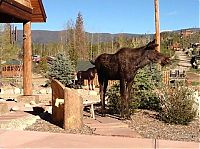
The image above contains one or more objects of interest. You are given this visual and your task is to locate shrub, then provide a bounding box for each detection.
[106,83,139,115]
[47,53,75,86]
[106,83,121,114]
[159,85,197,125]
[106,64,162,115]
[131,65,162,111]
[33,60,48,75]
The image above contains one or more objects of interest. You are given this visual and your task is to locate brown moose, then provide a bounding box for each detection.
[90,39,170,118]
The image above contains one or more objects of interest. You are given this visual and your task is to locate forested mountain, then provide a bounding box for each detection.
[16,30,152,44]
[16,28,199,44]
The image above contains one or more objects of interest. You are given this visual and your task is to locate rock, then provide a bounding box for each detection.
[24,103,32,108]
[0,98,5,102]
[10,106,20,111]
[39,89,46,94]
[45,106,52,113]
[88,90,98,96]
[46,88,52,94]
[14,88,21,94]
[30,100,36,105]
[0,89,4,94]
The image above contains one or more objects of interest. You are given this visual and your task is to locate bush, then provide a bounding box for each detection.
[33,60,48,75]
[47,53,75,86]
[159,85,197,125]
[106,64,163,115]
[106,83,121,114]
[131,65,162,111]
[106,83,139,115]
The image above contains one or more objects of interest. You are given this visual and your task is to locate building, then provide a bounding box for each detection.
[1,59,22,78]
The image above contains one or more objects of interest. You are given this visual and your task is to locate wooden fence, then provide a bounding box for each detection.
[83,74,119,88]
[1,65,22,78]
[83,71,185,88]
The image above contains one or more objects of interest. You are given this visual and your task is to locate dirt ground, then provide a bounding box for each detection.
[186,72,200,82]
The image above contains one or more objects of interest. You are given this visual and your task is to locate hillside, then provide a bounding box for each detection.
[17,30,150,44]
[16,28,200,44]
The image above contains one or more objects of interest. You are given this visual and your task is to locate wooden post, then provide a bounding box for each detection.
[155,0,160,52]
[23,21,32,96]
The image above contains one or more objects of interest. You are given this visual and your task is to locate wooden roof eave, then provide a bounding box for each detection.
[0,0,33,22]
[31,0,46,22]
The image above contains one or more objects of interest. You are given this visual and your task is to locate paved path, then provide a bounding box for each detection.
[0,105,199,148]
[84,115,142,138]
[175,50,191,70]
[0,129,199,148]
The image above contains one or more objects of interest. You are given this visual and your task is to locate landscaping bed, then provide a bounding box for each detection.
[24,109,199,143]
[127,109,199,143]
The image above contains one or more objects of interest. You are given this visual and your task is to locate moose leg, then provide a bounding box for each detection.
[125,78,136,118]
[102,79,108,116]
[91,79,94,90]
[120,79,126,118]
[125,81,133,118]
[98,77,105,116]
[88,79,91,90]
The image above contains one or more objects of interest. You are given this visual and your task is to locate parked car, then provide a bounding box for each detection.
[32,55,41,63]
[191,55,200,69]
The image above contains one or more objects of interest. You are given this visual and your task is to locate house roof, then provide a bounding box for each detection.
[4,59,22,65]
[76,61,95,71]
[0,0,46,23]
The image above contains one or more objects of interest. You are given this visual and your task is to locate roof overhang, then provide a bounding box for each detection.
[0,0,46,23]
[30,0,46,22]
[0,0,33,22]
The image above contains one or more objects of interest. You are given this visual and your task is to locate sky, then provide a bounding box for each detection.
[17,0,199,34]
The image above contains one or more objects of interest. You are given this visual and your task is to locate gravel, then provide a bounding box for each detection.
[24,109,199,143]
[127,109,200,143]
[25,112,94,135]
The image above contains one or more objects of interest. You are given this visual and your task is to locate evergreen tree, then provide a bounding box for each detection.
[48,53,75,86]
[66,20,78,66]
[131,64,162,111]
[75,12,88,60]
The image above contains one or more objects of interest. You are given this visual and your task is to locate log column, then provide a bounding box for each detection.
[155,0,160,52]
[23,21,32,96]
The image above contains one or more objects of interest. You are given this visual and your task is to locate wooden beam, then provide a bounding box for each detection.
[0,0,32,22]
[23,21,32,95]
[155,0,160,52]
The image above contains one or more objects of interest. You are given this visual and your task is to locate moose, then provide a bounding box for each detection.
[90,39,171,118]
[77,67,96,90]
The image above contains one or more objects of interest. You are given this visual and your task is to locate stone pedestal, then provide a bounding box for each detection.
[64,88,83,129]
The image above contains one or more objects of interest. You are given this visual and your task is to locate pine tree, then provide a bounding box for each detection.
[75,12,88,60]
[48,53,75,86]
[66,20,78,66]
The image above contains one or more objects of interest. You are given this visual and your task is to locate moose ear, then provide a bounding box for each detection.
[145,39,159,50]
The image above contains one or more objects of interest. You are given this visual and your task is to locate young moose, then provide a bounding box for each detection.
[90,39,170,118]
[77,67,96,90]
